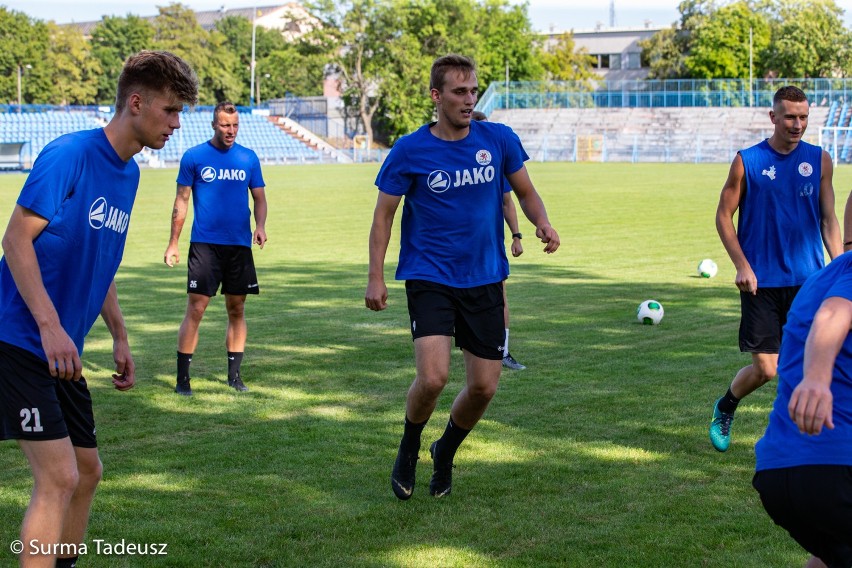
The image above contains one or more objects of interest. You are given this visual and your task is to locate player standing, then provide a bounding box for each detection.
[365,54,559,499]
[709,86,842,452]
[164,102,268,395]
[0,51,198,568]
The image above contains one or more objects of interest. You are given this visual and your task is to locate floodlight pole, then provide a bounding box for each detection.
[749,27,753,107]
[17,65,22,108]
[16,64,31,110]
[250,6,257,108]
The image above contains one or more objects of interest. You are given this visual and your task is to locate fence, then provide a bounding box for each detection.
[476,78,852,116]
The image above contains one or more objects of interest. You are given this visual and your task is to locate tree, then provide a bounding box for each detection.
[376,0,542,141]
[307,0,402,147]
[540,32,596,82]
[215,15,293,104]
[153,2,242,105]
[684,1,770,79]
[639,0,718,79]
[46,22,101,105]
[472,0,543,86]
[764,0,851,77]
[0,7,50,105]
[90,15,155,104]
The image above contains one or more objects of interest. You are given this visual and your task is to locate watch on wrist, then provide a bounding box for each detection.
[512,232,522,239]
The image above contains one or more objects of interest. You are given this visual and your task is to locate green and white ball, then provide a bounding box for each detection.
[698,258,718,278]
[637,300,664,325]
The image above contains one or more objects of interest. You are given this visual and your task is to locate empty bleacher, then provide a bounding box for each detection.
[0,109,332,168]
[490,106,831,163]
[146,112,326,165]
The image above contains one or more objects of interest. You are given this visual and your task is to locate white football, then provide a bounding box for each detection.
[637,300,664,325]
[698,259,718,278]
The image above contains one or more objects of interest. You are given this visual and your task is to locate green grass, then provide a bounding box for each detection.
[1,161,851,567]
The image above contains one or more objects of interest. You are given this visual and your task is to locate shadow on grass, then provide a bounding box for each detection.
[0,260,799,566]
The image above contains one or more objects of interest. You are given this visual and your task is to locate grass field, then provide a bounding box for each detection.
[1,161,851,567]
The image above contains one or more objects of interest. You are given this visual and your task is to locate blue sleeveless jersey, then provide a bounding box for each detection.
[755,252,852,470]
[177,141,265,247]
[375,121,528,288]
[0,129,139,360]
[738,140,825,287]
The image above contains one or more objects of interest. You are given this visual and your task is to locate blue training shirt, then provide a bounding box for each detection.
[375,120,528,288]
[738,139,826,287]
[177,141,265,247]
[0,129,139,360]
[755,252,852,470]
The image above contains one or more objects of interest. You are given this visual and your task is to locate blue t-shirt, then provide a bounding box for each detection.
[755,252,852,470]
[375,121,528,288]
[0,129,139,360]
[177,141,265,247]
[738,139,825,287]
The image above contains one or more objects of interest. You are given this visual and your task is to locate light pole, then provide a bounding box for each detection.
[17,64,32,108]
[258,73,270,106]
[249,5,257,107]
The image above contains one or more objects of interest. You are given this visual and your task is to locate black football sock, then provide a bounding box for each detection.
[435,416,471,461]
[400,416,427,454]
[56,556,78,568]
[228,351,244,380]
[717,388,740,415]
[177,351,192,381]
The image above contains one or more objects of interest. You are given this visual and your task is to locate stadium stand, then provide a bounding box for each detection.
[490,106,829,163]
[0,109,338,169]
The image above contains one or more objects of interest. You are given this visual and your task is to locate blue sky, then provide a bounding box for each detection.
[4,1,852,32]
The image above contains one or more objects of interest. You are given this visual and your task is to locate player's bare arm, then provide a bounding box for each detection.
[717,154,757,294]
[502,193,523,257]
[1,205,82,380]
[100,280,135,391]
[366,192,402,311]
[506,166,560,253]
[818,150,843,259]
[788,296,852,434]
[250,186,268,248]
[164,184,192,266]
[844,189,852,252]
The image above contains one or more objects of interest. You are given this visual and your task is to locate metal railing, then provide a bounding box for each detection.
[476,78,852,114]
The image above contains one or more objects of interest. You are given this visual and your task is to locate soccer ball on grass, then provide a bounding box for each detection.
[697,259,717,278]
[637,300,664,325]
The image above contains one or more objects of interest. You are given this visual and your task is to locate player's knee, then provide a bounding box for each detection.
[754,363,777,384]
[186,303,207,322]
[226,303,245,319]
[417,372,449,396]
[76,457,103,492]
[468,381,498,403]
[42,465,81,500]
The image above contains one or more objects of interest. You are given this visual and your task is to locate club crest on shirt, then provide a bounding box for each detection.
[476,149,492,166]
[798,162,813,177]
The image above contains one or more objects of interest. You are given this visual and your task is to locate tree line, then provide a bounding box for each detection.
[1,0,851,143]
[641,0,852,80]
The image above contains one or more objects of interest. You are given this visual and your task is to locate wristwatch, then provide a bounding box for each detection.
[512,233,522,239]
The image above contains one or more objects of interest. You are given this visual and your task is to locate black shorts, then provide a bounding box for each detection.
[0,341,97,448]
[405,280,504,360]
[753,466,852,567]
[739,286,800,353]
[187,242,259,296]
